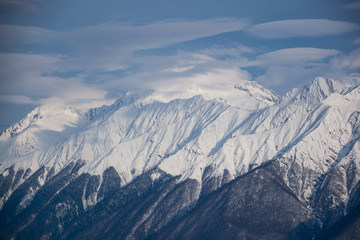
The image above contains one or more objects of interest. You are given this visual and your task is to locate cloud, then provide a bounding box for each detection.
[163,66,196,73]
[0,0,41,14]
[344,1,360,9]
[249,48,342,92]
[252,48,360,94]
[254,66,316,91]
[0,18,251,106]
[67,18,248,50]
[247,19,360,39]
[0,53,111,107]
[1,18,248,51]
[1,17,358,108]
[0,25,57,47]
[0,18,249,73]
[0,95,36,104]
[0,46,250,108]
[100,51,239,90]
[354,37,360,45]
[329,48,360,71]
[256,48,341,66]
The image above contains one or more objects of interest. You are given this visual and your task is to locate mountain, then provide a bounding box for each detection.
[0,77,359,239]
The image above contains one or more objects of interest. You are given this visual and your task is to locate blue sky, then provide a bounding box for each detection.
[0,0,360,131]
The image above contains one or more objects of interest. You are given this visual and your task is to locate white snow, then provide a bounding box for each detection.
[0,77,359,198]
[2,169,9,177]
[150,171,161,181]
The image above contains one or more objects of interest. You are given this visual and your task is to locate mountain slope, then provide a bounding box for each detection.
[0,77,359,239]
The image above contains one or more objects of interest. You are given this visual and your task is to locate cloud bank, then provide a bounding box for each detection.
[1,17,359,107]
[247,19,360,39]
[256,48,341,65]
[253,47,360,93]
[344,1,360,9]
[0,18,250,107]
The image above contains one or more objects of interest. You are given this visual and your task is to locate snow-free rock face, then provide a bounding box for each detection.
[0,77,359,239]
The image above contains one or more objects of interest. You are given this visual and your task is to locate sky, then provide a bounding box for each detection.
[0,0,360,132]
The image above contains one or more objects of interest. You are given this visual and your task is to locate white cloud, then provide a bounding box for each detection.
[0,18,249,74]
[0,18,251,106]
[1,44,353,107]
[0,53,111,107]
[62,18,248,73]
[253,48,360,94]
[256,48,341,66]
[0,53,60,72]
[163,66,195,73]
[0,0,41,14]
[247,19,360,39]
[90,47,253,100]
[329,48,360,70]
[0,46,251,107]
[0,95,36,104]
[255,65,315,90]
[67,18,248,50]
[1,18,358,107]
[344,1,360,9]
[1,18,248,51]
[251,48,342,92]
[354,37,360,45]
[0,25,56,47]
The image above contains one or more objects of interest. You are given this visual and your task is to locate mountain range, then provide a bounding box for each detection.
[0,77,359,239]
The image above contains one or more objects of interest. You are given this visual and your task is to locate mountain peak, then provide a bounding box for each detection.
[1,105,84,138]
[278,77,353,107]
[234,80,279,104]
[297,77,343,102]
[1,107,41,139]
[0,77,359,240]
[142,79,279,110]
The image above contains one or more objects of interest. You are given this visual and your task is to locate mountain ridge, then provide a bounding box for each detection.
[0,76,359,239]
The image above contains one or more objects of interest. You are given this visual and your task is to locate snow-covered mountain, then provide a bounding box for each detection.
[0,77,359,239]
[0,79,279,184]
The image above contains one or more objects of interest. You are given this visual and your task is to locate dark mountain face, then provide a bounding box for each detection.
[154,161,316,240]
[0,157,359,240]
